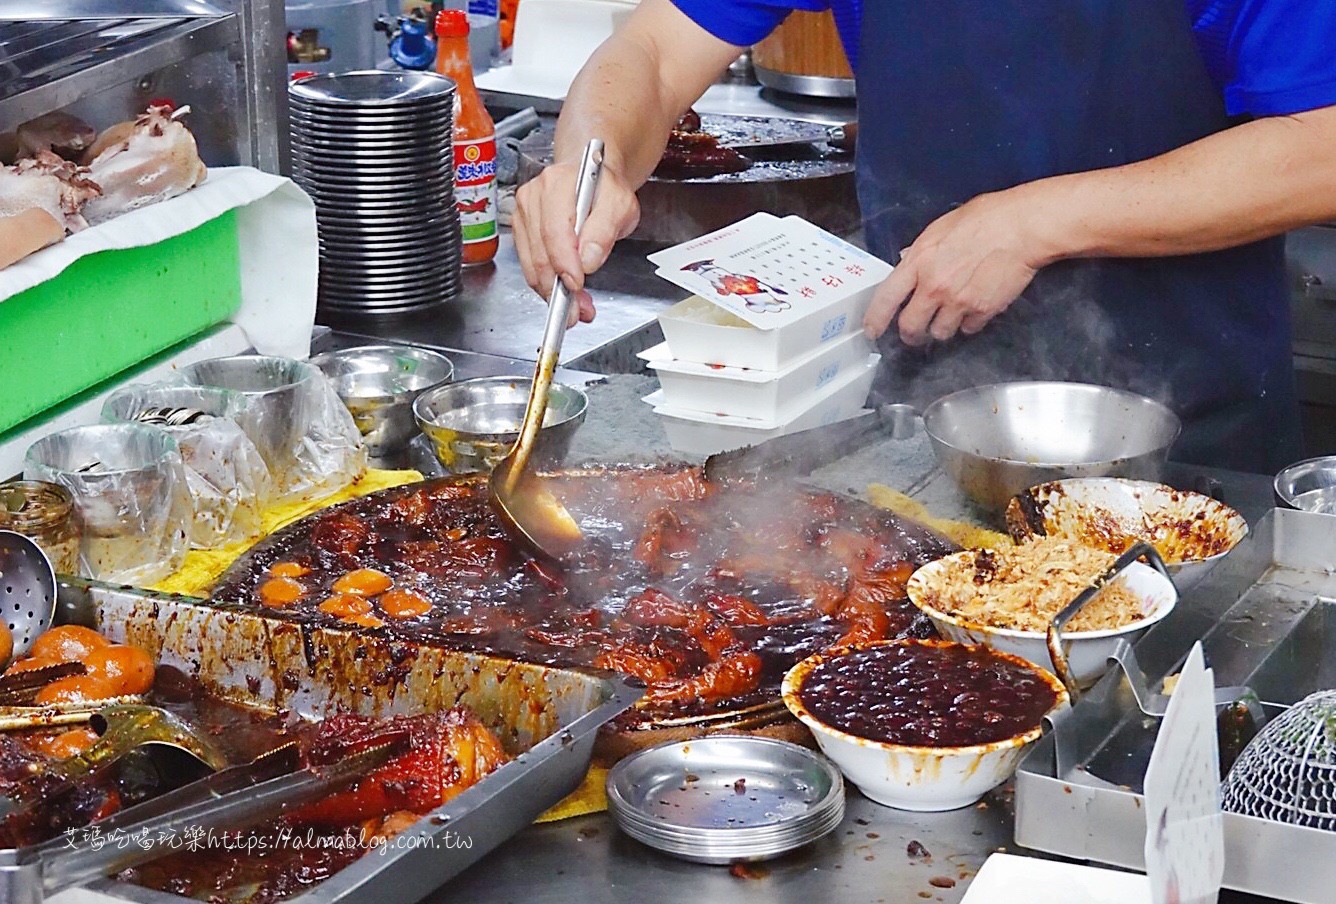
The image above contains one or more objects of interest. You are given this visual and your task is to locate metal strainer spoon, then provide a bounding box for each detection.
[0,530,57,665]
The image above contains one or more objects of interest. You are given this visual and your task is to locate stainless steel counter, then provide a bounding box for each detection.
[316,233,674,376]
[416,384,1282,904]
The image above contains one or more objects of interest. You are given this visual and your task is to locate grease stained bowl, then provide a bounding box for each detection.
[413,377,587,474]
[922,382,1181,512]
[1006,478,1247,590]
[782,639,1069,812]
[906,551,1177,687]
[310,345,454,457]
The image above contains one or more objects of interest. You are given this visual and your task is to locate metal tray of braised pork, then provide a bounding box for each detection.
[3,580,638,904]
[1015,508,1336,904]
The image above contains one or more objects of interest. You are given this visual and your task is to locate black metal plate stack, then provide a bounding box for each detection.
[289,70,462,313]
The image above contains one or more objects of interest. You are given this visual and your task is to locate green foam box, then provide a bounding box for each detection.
[0,210,243,434]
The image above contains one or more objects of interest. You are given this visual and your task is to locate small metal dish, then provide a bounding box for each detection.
[606,736,844,864]
[413,377,588,474]
[310,345,454,459]
[1274,456,1336,515]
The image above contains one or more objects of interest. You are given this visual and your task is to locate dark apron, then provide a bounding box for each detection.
[855,0,1302,474]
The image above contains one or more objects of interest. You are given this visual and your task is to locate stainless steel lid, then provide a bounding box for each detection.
[606,736,845,865]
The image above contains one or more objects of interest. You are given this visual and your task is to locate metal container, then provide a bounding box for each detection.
[516,120,859,244]
[180,355,321,487]
[0,480,81,576]
[22,424,190,585]
[1274,455,1336,514]
[21,578,640,904]
[922,382,1182,513]
[413,376,588,473]
[310,345,455,459]
[750,9,855,99]
[1015,508,1336,904]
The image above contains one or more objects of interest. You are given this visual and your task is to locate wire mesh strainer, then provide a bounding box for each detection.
[1222,689,1336,830]
[0,530,57,663]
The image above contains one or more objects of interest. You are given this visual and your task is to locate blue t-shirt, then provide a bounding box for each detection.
[671,0,1336,116]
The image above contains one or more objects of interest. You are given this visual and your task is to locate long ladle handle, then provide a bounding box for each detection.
[505,139,605,494]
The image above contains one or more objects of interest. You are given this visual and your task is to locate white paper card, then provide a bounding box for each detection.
[961,853,1152,904]
[1143,643,1224,904]
[647,213,891,330]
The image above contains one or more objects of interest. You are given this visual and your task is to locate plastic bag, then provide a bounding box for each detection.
[101,383,272,549]
[23,424,191,585]
[178,356,364,506]
[287,370,367,504]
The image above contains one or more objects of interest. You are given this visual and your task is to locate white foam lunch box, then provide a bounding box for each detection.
[639,330,873,422]
[644,353,880,456]
[650,214,892,372]
[657,293,871,372]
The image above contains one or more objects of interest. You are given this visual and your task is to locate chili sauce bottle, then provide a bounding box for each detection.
[435,10,498,266]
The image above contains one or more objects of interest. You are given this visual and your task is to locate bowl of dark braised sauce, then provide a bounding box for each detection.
[782,639,1068,811]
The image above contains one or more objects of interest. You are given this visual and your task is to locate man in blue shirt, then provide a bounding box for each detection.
[514,0,1336,472]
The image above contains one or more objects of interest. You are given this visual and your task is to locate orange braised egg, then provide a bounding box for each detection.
[6,625,157,701]
[332,568,394,597]
[259,576,307,608]
[379,588,432,620]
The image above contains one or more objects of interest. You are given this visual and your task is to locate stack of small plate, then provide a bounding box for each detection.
[289,70,462,313]
[606,736,845,864]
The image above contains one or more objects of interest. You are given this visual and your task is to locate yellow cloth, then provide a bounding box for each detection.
[149,469,424,597]
[865,483,1010,550]
[536,765,609,822]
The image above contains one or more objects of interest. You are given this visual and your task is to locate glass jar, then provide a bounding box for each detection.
[0,480,82,575]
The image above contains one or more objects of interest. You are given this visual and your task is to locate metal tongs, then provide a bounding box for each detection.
[1046,542,1256,712]
[15,732,407,901]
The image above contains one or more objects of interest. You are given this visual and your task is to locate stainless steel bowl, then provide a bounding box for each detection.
[412,377,588,474]
[1274,456,1336,514]
[22,423,190,583]
[309,345,454,459]
[922,382,1182,512]
[180,356,321,480]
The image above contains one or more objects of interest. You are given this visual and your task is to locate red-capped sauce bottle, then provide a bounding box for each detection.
[435,10,498,266]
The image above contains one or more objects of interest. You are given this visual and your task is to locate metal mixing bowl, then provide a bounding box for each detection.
[1274,456,1336,514]
[180,356,320,480]
[413,377,588,473]
[922,382,1182,512]
[309,345,454,458]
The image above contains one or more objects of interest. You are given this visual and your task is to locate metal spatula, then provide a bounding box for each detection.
[0,530,57,665]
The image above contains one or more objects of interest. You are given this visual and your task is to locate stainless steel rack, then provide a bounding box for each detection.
[0,0,286,172]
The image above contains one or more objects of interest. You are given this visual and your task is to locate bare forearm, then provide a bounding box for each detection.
[1027,105,1336,263]
[552,0,738,186]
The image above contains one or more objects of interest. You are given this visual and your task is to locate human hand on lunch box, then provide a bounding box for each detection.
[863,189,1060,346]
[514,157,640,328]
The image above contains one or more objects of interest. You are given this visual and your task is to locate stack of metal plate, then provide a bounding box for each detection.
[606,736,845,864]
[289,70,461,313]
